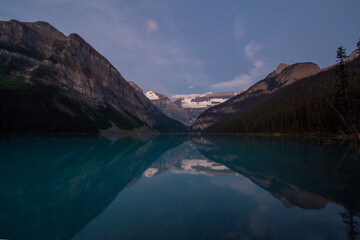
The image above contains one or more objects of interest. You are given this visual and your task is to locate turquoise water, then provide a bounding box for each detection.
[0,135,359,240]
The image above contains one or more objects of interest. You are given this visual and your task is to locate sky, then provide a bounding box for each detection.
[1,0,359,98]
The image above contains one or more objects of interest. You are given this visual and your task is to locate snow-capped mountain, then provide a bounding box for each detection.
[172,92,240,108]
[145,91,241,125]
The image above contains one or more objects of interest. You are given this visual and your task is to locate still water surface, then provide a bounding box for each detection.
[0,135,359,240]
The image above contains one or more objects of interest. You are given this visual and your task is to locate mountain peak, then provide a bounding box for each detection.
[277,63,290,71]
[266,63,290,79]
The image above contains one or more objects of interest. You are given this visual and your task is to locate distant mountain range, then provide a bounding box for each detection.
[145,91,240,125]
[0,20,188,135]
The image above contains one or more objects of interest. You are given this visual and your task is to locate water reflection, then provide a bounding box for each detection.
[0,135,359,239]
[143,141,239,178]
[191,136,360,213]
[0,135,187,240]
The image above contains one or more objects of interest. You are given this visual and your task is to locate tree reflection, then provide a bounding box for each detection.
[340,208,359,240]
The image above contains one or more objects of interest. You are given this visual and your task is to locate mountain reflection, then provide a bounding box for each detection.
[191,136,360,212]
[143,141,239,178]
[0,135,187,240]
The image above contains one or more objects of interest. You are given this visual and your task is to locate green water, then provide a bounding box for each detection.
[0,135,359,240]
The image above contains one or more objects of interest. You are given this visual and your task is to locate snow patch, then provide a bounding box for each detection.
[145,91,159,100]
[181,159,229,171]
[171,159,239,176]
[143,167,159,178]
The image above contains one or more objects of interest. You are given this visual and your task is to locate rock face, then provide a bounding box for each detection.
[146,91,239,125]
[0,20,188,134]
[191,62,320,132]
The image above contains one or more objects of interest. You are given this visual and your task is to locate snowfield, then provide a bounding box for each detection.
[181,97,228,108]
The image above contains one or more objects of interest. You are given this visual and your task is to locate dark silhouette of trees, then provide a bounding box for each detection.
[332,45,360,141]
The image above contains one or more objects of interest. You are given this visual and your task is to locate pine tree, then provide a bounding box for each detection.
[333,44,360,141]
[333,46,350,135]
[335,47,348,100]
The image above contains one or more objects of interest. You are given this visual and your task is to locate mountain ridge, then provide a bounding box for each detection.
[191,62,321,132]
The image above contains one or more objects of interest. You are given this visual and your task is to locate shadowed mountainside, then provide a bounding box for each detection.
[0,20,188,135]
[191,62,321,132]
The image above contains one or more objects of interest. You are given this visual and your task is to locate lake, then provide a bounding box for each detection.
[0,135,359,240]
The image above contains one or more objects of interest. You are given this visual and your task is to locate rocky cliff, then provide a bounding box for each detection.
[0,20,188,134]
[191,62,321,132]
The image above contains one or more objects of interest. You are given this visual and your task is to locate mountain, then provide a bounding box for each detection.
[192,54,360,136]
[191,62,322,132]
[173,92,240,121]
[145,91,192,125]
[146,91,239,125]
[0,20,188,135]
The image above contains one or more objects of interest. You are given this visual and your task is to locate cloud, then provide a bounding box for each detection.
[234,16,245,40]
[147,19,158,33]
[211,41,267,91]
[210,70,262,91]
[188,85,194,89]
[244,40,262,60]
